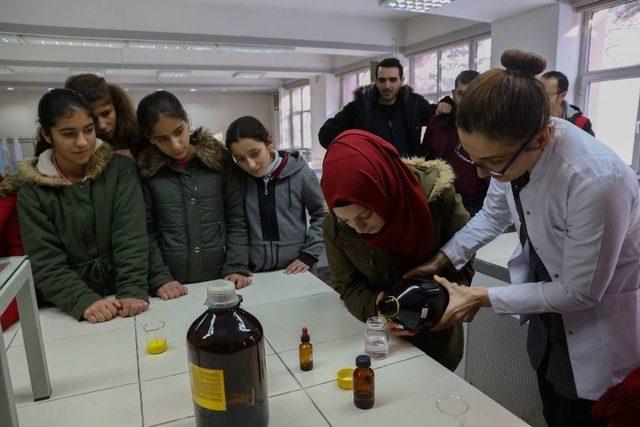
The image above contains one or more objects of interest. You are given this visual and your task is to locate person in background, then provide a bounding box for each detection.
[136,90,250,297]
[422,70,488,216]
[407,50,639,427]
[319,57,452,157]
[17,88,149,323]
[541,71,595,136]
[0,174,22,329]
[66,74,140,157]
[322,129,473,371]
[225,116,324,275]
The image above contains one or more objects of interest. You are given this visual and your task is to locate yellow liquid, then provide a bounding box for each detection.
[147,338,168,355]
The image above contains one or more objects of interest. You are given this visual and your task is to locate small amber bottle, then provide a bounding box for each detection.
[299,327,313,371]
[353,355,374,410]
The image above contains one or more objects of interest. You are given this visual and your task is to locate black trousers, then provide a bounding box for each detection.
[536,353,599,427]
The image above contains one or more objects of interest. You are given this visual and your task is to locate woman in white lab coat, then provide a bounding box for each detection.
[406,49,640,427]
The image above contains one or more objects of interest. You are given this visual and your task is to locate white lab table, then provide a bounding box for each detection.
[0,256,51,427]
[4,268,529,426]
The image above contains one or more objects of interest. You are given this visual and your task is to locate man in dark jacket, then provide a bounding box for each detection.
[319,57,451,157]
[422,70,488,217]
[542,71,595,136]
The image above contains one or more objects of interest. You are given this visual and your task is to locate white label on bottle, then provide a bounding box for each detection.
[421,307,429,319]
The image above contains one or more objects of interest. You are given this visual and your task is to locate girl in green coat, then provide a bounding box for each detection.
[136,91,251,299]
[17,89,150,323]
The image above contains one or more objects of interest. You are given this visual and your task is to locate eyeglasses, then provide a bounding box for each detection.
[455,138,533,178]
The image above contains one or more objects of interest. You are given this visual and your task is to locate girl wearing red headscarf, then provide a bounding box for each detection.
[321,129,473,370]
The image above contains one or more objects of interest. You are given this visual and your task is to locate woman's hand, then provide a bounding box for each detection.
[156,280,189,300]
[118,298,149,317]
[403,251,452,280]
[430,275,490,332]
[387,319,418,337]
[83,299,121,323]
[284,260,310,275]
[225,273,253,289]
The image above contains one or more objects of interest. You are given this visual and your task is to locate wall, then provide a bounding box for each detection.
[490,2,582,103]
[309,74,340,163]
[490,4,561,70]
[0,89,274,140]
[404,13,481,47]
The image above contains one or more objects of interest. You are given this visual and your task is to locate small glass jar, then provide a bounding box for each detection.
[364,316,389,359]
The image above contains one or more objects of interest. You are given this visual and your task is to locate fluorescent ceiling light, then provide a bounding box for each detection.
[128,42,215,52]
[0,66,14,75]
[69,68,106,76]
[218,45,293,55]
[189,88,197,92]
[23,36,124,48]
[0,34,21,44]
[380,0,454,13]
[3,33,290,55]
[158,70,191,79]
[6,87,15,91]
[232,72,264,79]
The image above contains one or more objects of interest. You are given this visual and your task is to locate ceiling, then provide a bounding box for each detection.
[0,0,558,93]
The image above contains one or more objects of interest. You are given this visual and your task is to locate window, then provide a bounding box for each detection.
[279,84,312,150]
[475,38,492,73]
[410,35,491,101]
[579,1,640,168]
[587,2,640,71]
[340,67,372,107]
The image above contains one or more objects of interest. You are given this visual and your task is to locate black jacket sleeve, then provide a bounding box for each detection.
[318,102,358,149]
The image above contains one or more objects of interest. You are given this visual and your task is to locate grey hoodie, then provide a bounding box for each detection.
[242,150,325,271]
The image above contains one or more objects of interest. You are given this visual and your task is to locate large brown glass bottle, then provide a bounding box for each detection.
[187,282,269,427]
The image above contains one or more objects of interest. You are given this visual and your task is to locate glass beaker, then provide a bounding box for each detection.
[364,316,389,359]
[436,394,470,427]
[143,321,167,355]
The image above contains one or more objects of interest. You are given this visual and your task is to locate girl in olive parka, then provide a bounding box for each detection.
[136,91,250,300]
[322,130,473,371]
[17,89,149,323]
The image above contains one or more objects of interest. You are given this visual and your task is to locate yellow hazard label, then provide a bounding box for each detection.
[188,363,227,411]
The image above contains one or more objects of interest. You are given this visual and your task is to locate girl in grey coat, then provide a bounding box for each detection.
[225,116,325,274]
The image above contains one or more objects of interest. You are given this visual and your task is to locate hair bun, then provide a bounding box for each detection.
[501,49,546,77]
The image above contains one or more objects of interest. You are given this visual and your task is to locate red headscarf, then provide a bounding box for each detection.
[321,130,434,264]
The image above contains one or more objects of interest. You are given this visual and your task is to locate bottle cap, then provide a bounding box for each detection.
[301,326,310,342]
[206,281,240,309]
[355,354,371,368]
[337,368,355,390]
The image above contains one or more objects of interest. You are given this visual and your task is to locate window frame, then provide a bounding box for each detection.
[338,67,372,108]
[279,84,312,153]
[577,0,640,171]
[409,33,491,102]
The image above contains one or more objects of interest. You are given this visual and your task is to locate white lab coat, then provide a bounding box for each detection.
[442,118,640,400]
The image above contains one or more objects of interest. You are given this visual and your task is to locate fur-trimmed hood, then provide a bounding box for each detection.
[0,174,21,198]
[136,127,228,178]
[353,84,416,106]
[403,157,455,202]
[17,140,113,187]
